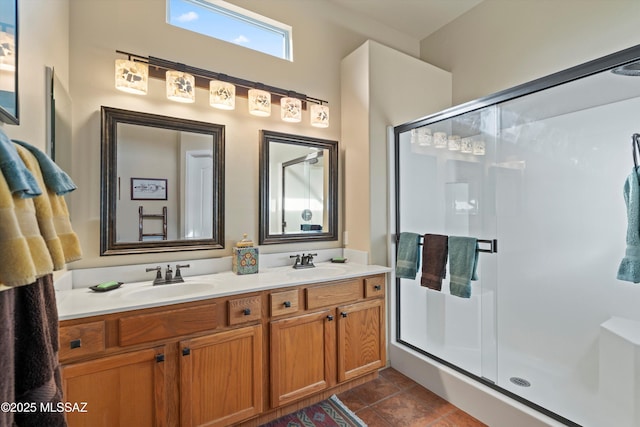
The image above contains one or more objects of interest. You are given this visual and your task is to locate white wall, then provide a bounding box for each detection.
[66,0,422,269]
[420,0,640,105]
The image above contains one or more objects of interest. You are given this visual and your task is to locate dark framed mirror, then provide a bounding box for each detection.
[100,106,225,255]
[259,130,338,245]
[0,0,18,124]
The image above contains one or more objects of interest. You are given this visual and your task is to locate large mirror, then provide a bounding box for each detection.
[101,107,225,255]
[259,130,338,245]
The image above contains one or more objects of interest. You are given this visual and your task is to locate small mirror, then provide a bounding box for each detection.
[259,130,338,245]
[101,107,225,255]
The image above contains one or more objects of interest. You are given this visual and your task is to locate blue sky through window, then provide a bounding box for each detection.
[167,0,291,60]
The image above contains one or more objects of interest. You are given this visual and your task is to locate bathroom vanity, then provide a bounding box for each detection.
[56,263,389,427]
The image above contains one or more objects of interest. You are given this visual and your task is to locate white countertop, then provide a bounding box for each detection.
[56,262,391,321]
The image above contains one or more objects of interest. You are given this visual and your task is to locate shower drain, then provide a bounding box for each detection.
[509,377,531,387]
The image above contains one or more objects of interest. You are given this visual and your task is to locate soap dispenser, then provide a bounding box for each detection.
[232,233,259,275]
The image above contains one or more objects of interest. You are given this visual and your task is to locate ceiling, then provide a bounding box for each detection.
[327,0,484,41]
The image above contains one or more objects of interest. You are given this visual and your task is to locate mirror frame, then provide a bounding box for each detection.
[259,130,338,245]
[100,106,225,255]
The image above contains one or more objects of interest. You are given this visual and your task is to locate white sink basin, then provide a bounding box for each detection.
[115,281,216,301]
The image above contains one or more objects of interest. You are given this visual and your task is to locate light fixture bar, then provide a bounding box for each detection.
[116,50,327,109]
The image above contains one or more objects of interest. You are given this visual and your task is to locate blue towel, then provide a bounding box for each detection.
[12,140,77,195]
[396,232,421,279]
[617,167,640,283]
[448,236,479,298]
[0,129,41,198]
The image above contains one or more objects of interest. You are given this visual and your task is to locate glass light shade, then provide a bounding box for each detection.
[418,128,432,146]
[115,59,148,95]
[434,132,447,148]
[166,70,195,103]
[448,135,461,151]
[281,97,302,122]
[209,80,235,110]
[473,139,486,155]
[310,104,329,128]
[248,89,271,117]
[461,137,473,153]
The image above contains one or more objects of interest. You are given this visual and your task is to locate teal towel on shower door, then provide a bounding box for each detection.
[448,236,479,298]
[617,167,640,283]
[396,232,421,279]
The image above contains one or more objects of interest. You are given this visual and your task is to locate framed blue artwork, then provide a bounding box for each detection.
[0,0,18,124]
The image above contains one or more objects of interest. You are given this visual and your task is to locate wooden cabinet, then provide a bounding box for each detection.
[180,325,263,427]
[269,275,386,408]
[60,273,386,427]
[270,310,336,407]
[62,345,167,427]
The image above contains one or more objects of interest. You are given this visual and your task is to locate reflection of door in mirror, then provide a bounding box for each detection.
[116,124,213,242]
[282,151,327,234]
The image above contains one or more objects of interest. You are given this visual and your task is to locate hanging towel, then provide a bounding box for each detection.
[396,232,421,279]
[15,145,82,269]
[0,129,41,198]
[420,234,448,290]
[448,236,479,298]
[617,167,640,283]
[13,140,77,195]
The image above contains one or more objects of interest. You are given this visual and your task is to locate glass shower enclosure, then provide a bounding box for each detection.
[394,45,640,427]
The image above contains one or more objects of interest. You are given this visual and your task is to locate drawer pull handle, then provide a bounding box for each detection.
[341,312,348,318]
[70,339,81,349]
[283,301,291,308]
[182,347,191,356]
[156,354,165,363]
[374,285,381,291]
[243,308,251,316]
[327,315,334,321]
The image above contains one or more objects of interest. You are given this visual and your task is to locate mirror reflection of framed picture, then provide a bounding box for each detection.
[131,178,168,200]
[0,0,18,124]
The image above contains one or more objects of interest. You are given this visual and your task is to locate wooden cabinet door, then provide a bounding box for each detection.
[179,324,263,427]
[270,309,336,407]
[62,346,167,427]
[337,298,386,382]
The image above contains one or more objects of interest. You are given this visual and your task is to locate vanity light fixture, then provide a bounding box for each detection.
[310,103,329,128]
[114,50,329,127]
[209,80,235,110]
[281,96,302,122]
[115,58,148,95]
[248,88,271,117]
[166,70,195,103]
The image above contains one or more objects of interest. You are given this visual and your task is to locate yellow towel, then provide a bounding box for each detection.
[15,146,82,268]
[0,147,81,289]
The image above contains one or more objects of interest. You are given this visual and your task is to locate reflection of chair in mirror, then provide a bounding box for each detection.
[138,206,167,241]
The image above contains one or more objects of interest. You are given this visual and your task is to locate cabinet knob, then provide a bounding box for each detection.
[70,339,81,349]
[341,312,348,318]
[327,315,334,321]
[374,285,381,291]
[283,301,291,308]
[243,308,251,316]
[182,347,191,356]
[156,354,165,363]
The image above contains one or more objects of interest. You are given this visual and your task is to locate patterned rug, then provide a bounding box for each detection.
[260,395,367,427]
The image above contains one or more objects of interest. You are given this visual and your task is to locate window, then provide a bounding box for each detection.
[167,0,292,61]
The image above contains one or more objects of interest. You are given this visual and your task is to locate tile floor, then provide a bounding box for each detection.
[337,368,487,427]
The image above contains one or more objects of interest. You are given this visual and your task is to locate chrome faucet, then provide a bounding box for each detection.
[146,264,190,285]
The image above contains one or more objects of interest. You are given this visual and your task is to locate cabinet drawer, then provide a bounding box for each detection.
[228,295,262,325]
[270,289,299,317]
[119,303,217,346]
[59,321,105,361]
[306,279,362,310]
[364,275,385,298]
